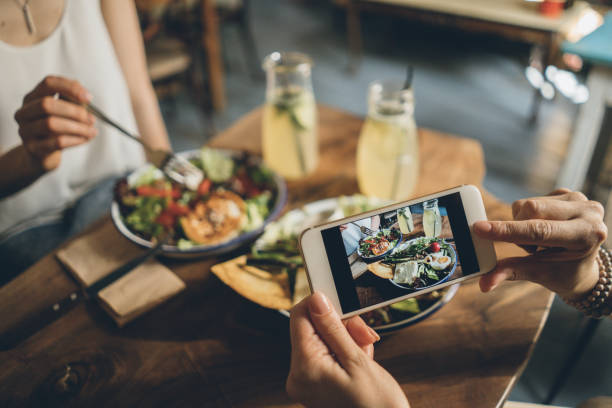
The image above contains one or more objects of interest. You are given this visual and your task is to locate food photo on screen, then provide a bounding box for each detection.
[327,193,479,312]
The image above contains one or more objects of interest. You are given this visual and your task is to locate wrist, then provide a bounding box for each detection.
[563,259,601,302]
[0,145,49,199]
[21,146,44,172]
[22,145,60,172]
[564,247,612,319]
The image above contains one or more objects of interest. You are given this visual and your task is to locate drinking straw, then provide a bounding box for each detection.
[290,114,308,177]
[277,68,308,177]
[389,155,401,201]
[389,65,414,200]
[403,65,414,90]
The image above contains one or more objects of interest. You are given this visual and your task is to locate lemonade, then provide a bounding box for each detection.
[262,88,318,179]
[423,199,442,238]
[356,81,418,200]
[356,110,418,200]
[397,207,414,235]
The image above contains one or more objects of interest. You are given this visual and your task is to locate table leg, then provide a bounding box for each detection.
[528,88,543,125]
[188,41,217,137]
[543,318,602,404]
[346,0,362,73]
[237,0,262,80]
[201,0,226,111]
[528,34,559,124]
[557,66,612,190]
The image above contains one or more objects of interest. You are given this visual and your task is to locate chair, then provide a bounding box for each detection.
[136,0,219,134]
[215,0,261,78]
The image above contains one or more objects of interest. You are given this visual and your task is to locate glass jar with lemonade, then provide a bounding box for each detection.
[356,80,418,200]
[423,199,442,238]
[262,52,318,179]
[397,206,414,235]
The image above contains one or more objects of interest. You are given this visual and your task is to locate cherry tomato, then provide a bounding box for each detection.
[430,242,441,252]
[136,186,181,199]
[155,210,176,229]
[197,179,212,195]
[167,202,190,216]
[236,173,261,198]
[170,187,181,199]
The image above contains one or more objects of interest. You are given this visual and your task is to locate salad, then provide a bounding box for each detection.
[381,237,455,289]
[247,195,387,299]
[358,229,401,258]
[114,148,279,249]
[361,290,446,327]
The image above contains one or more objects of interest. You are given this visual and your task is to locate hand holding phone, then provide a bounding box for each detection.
[474,188,606,301]
[287,292,410,408]
[299,185,497,318]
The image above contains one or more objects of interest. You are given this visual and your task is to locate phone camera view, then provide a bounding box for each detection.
[321,192,479,313]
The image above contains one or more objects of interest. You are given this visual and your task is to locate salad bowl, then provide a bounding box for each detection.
[111,148,287,259]
[387,237,457,291]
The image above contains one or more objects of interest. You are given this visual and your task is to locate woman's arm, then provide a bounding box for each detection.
[0,77,96,198]
[0,145,45,199]
[100,0,171,152]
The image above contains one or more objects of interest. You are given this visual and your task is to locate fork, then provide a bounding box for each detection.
[85,103,203,190]
[351,222,376,236]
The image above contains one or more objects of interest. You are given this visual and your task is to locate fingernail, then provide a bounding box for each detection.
[82,91,92,102]
[367,326,381,342]
[309,292,331,315]
[475,221,492,233]
[88,113,96,124]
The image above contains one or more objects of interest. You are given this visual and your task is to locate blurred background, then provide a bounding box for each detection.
[135,0,611,406]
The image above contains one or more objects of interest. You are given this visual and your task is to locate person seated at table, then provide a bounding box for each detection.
[339,215,380,256]
[286,189,609,407]
[0,0,170,282]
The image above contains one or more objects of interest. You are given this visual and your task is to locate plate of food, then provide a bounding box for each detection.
[360,285,459,333]
[210,195,459,332]
[357,228,402,262]
[111,148,287,258]
[367,237,456,291]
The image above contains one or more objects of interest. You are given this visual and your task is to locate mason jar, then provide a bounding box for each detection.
[261,52,318,179]
[356,80,418,200]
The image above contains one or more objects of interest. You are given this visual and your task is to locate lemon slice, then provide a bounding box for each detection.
[291,98,314,131]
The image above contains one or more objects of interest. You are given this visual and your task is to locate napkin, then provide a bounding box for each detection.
[56,222,185,326]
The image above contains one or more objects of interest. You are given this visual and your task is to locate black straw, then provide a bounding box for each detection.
[403,65,414,90]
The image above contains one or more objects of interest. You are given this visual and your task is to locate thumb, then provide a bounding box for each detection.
[308,292,365,368]
[479,257,541,292]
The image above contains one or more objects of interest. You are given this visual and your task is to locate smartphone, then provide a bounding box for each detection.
[299,185,497,318]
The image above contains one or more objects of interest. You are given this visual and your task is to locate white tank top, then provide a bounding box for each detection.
[0,0,146,237]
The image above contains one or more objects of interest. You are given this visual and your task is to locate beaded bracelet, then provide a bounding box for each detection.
[564,246,612,319]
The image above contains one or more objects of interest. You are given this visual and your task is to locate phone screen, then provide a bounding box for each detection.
[320,192,480,313]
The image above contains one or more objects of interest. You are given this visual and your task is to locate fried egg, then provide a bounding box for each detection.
[429,255,451,271]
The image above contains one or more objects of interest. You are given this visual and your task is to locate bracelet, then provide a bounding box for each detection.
[564,247,612,319]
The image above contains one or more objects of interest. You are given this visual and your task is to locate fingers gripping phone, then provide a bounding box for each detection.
[299,185,497,319]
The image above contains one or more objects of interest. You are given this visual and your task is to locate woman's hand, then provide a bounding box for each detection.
[287,292,410,408]
[474,189,607,300]
[14,76,97,171]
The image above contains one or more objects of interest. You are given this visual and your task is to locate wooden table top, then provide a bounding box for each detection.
[0,105,553,408]
[352,0,591,32]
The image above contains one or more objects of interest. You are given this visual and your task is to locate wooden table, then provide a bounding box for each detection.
[0,106,553,407]
[339,0,591,121]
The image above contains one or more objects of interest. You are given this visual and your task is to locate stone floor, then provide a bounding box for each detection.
[159,0,612,406]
